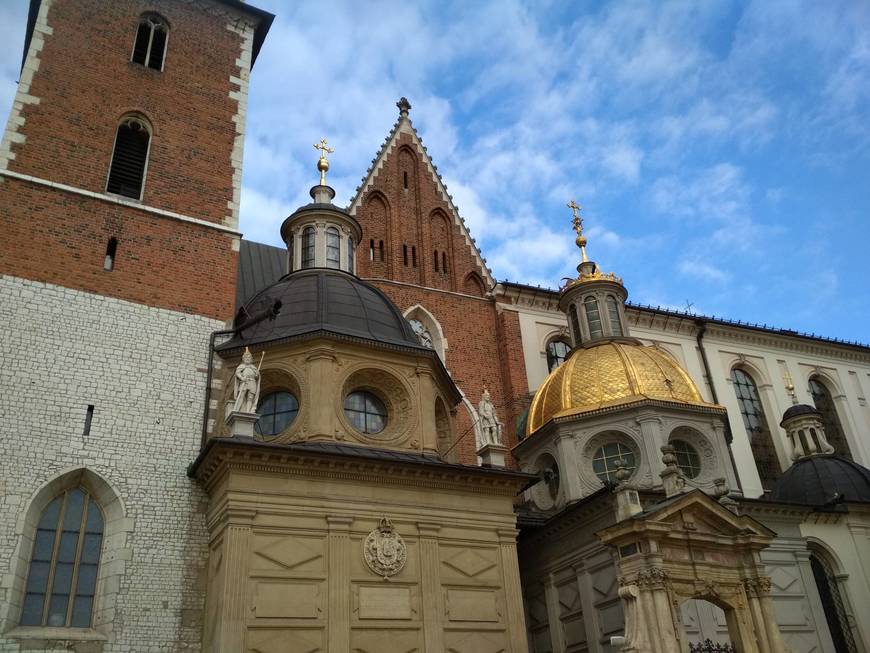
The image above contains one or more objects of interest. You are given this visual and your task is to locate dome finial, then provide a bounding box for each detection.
[397,97,411,118]
[567,199,588,263]
[313,137,335,186]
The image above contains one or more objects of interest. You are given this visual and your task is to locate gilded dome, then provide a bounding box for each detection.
[527,341,716,434]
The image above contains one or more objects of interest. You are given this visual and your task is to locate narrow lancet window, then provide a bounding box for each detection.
[302,227,316,268]
[131,14,168,71]
[106,116,151,200]
[326,227,340,269]
[103,238,118,271]
[584,296,603,339]
[606,295,623,336]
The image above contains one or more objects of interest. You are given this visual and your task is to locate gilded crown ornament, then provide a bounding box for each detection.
[313,137,335,185]
[561,199,622,290]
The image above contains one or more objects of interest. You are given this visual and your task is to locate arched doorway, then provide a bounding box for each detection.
[809,549,857,652]
[680,598,733,651]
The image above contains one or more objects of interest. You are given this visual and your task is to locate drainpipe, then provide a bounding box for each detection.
[695,318,743,493]
[199,301,282,448]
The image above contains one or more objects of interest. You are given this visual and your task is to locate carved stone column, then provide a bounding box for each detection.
[745,577,786,653]
[417,522,444,652]
[498,528,530,652]
[327,515,353,653]
[575,564,603,653]
[215,508,256,652]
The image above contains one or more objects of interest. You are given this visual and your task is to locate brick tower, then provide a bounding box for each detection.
[0,0,271,648]
[351,98,530,465]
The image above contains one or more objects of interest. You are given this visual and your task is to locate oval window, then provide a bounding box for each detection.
[344,390,387,435]
[255,391,299,436]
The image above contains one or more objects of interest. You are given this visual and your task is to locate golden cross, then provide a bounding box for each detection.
[313,138,334,159]
[783,372,798,404]
[567,199,583,235]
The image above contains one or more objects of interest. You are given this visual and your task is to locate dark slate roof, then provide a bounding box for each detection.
[781,403,821,424]
[22,0,274,72]
[769,455,870,506]
[219,268,424,353]
[236,240,287,309]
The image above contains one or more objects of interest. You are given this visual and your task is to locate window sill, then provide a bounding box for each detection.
[5,626,108,641]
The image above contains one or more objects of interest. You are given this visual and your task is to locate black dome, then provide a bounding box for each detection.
[218,268,424,353]
[781,403,820,424]
[769,455,870,506]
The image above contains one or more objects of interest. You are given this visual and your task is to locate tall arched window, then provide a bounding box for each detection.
[301,227,316,268]
[810,551,857,652]
[809,377,851,460]
[546,340,570,372]
[347,236,355,272]
[568,305,581,344]
[20,487,103,628]
[584,296,603,339]
[106,116,151,200]
[606,295,623,336]
[131,14,168,71]
[731,368,780,489]
[326,227,340,269]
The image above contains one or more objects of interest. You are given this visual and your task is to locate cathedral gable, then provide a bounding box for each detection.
[350,101,495,293]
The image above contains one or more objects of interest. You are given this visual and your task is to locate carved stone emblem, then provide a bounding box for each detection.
[364,517,406,578]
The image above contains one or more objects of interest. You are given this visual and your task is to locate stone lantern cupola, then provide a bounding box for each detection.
[280,138,363,273]
[558,200,629,347]
[780,376,835,461]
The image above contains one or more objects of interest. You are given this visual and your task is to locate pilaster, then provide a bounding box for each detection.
[498,528,529,652]
[418,522,444,652]
[216,508,255,652]
[327,515,354,653]
[543,574,566,652]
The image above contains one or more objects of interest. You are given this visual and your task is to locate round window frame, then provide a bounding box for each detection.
[592,441,638,484]
[337,367,414,444]
[255,390,300,437]
[343,389,388,435]
[670,438,701,479]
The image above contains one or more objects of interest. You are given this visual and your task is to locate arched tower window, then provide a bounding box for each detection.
[606,295,623,336]
[546,339,570,372]
[301,227,316,268]
[326,227,340,269]
[20,487,104,628]
[568,304,581,345]
[131,14,168,71]
[730,368,780,489]
[809,377,851,460]
[584,296,603,339]
[106,115,151,200]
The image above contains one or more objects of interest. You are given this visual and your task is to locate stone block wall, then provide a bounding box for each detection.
[0,275,220,651]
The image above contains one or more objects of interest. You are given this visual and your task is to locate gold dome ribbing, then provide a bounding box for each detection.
[527,341,712,435]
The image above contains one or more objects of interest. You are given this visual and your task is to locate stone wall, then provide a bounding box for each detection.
[0,275,219,651]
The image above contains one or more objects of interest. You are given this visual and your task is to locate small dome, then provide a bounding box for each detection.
[769,455,870,505]
[527,341,717,435]
[781,403,821,424]
[218,268,423,353]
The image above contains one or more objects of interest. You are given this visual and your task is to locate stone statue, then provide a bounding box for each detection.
[477,387,503,445]
[232,347,262,414]
[409,318,433,349]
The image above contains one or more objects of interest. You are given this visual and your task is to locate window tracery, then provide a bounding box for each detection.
[131,14,168,71]
[106,116,151,200]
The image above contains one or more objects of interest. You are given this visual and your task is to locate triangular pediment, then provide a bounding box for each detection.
[348,102,495,289]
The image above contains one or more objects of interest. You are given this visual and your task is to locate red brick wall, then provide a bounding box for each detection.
[0,0,249,319]
[354,130,530,465]
[0,178,237,320]
[8,0,245,225]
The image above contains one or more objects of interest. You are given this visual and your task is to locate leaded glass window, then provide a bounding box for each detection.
[592,442,636,483]
[584,296,603,339]
[671,439,701,478]
[344,390,387,435]
[302,227,315,268]
[347,237,354,272]
[568,305,581,344]
[730,368,780,489]
[20,488,103,628]
[326,227,340,269]
[809,377,851,460]
[546,340,570,372]
[606,295,623,336]
[255,391,299,436]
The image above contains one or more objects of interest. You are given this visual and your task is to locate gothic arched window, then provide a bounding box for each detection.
[301,227,315,268]
[106,115,151,200]
[326,227,340,269]
[546,340,570,372]
[606,295,623,336]
[20,488,104,628]
[584,296,603,339]
[731,368,780,489]
[131,14,168,71]
[809,377,851,460]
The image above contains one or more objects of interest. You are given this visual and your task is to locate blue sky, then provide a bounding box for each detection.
[1,1,868,342]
